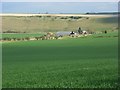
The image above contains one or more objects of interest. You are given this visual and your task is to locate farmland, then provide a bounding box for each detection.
[1,14,118,88]
[2,33,45,39]
[2,32,118,88]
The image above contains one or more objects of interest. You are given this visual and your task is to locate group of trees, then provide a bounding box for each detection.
[77,27,107,34]
[77,27,88,34]
[78,27,83,34]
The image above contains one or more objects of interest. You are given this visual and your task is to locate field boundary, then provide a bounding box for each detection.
[0,14,115,17]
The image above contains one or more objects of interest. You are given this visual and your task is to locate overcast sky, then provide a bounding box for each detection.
[1,2,118,13]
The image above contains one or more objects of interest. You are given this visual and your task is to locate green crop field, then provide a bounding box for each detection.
[2,14,118,88]
[1,33,44,39]
[2,32,118,88]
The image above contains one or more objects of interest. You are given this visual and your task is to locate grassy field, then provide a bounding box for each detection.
[1,33,44,39]
[2,32,118,88]
[2,15,118,33]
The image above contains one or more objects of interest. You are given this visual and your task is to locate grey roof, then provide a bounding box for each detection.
[56,31,71,36]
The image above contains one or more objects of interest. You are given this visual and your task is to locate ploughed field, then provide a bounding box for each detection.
[2,32,118,88]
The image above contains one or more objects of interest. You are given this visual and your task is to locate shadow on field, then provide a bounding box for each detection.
[98,16,118,24]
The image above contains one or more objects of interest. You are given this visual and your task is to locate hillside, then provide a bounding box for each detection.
[2,14,118,33]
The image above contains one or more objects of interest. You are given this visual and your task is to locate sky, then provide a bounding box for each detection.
[1,0,119,2]
[1,2,118,14]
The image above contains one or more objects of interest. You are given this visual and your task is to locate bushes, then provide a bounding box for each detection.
[1,33,58,42]
[12,38,17,41]
[25,37,30,41]
[2,37,11,41]
[69,16,82,19]
[60,17,68,19]
[58,16,83,20]
[3,30,26,33]
[2,37,29,41]
[35,37,42,40]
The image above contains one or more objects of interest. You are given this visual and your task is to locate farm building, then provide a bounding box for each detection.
[56,31,71,37]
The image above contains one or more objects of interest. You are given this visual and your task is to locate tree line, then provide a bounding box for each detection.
[0,34,59,42]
